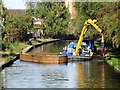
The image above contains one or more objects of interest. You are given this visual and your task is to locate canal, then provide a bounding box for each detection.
[0,40,120,88]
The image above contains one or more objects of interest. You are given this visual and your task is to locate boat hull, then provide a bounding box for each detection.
[20,52,68,64]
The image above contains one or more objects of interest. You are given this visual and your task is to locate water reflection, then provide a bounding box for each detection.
[2,59,120,88]
[79,61,106,88]
[31,40,71,53]
[2,60,80,88]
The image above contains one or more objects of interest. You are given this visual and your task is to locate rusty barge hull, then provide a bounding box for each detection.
[20,52,68,64]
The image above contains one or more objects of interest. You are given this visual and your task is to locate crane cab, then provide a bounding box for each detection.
[80,39,95,56]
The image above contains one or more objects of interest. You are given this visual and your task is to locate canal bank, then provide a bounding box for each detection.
[0,39,60,70]
[105,49,120,74]
[107,57,120,74]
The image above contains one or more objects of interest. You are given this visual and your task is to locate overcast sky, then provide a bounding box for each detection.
[2,0,26,9]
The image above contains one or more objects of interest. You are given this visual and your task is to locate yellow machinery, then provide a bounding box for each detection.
[75,19,104,56]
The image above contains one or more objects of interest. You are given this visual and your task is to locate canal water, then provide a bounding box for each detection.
[0,40,120,88]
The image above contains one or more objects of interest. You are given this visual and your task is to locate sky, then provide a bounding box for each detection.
[2,0,26,9]
[2,0,118,9]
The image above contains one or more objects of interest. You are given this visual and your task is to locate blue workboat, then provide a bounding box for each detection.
[60,39,95,60]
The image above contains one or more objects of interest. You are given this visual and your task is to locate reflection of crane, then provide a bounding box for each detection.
[76,63,87,88]
[75,19,104,56]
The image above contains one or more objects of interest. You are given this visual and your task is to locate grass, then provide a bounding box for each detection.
[0,56,15,63]
[9,41,29,53]
[2,38,56,55]
[105,47,120,71]
[0,41,29,64]
[114,65,120,72]
[107,57,120,73]
[106,46,120,67]
[107,58,120,66]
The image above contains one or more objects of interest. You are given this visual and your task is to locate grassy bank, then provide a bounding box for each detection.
[107,57,120,73]
[106,49,120,73]
[0,41,29,65]
[0,38,58,65]
[1,56,15,63]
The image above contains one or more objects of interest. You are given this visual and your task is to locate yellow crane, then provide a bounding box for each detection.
[75,19,104,56]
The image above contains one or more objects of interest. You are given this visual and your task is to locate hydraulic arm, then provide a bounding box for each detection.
[75,19,104,56]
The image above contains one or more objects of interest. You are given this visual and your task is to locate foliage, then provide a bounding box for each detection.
[8,41,27,53]
[107,58,120,67]
[0,1,8,51]
[26,2,70,38]
[2,2,120,50]
[5,11,32,32]
[94,2,119,48]
[74,2,103,37]
[74,2,119,49]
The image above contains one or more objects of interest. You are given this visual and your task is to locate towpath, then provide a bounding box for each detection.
[0,61,4,68]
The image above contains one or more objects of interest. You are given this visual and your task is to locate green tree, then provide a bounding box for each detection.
[96,2,120,48]
[0,1,8,50]
[74,2,102,37]
[25,2,120,48]
[26,2,70,38]
[74,2,119,49]
[0,1,7,37]
[5,10,33,41]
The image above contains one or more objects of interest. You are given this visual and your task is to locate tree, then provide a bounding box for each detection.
[74,2,120,49]
[0,1,7,38]
[0,1,8,50]
[96,2,120,48]
[26,2,70,38]
[5,10,33,41]
[73,2,102,37]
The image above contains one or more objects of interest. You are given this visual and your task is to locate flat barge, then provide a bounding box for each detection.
[20,52,68,64]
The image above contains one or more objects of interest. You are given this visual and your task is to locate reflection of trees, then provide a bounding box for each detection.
[76,61,106,88]
[84,61,106,88]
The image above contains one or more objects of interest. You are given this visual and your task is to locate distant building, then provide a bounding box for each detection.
[32,17,45,28]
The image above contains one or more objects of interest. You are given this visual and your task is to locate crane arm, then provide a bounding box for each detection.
[75,19,104,56]
[87,19,104,43]
[75,21,89,56]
